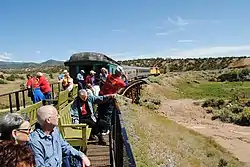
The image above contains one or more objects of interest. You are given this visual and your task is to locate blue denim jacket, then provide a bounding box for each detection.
[29,125,84,167]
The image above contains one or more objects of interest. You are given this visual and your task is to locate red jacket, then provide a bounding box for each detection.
[99,74,126,95]
[85,75,93,86]
[26,78,39,89]
[37,76,51,93]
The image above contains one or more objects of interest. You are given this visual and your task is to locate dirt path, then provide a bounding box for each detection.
[160,99,250,166]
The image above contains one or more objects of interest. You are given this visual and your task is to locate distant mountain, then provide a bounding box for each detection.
[40,59,64,66]
[0,59,64,69]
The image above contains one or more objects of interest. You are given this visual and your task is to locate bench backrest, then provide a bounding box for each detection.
[57,90,69,111]
[58,101,73,136]
[72,84,78,98]
[18,101,43,126]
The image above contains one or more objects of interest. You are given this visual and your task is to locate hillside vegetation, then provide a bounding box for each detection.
[119,56,250,72]
[117,92,244,167]
[147,70,250,126]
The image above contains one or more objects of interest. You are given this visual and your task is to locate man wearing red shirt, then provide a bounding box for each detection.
[36,72,52,101]
[98,66,126,134]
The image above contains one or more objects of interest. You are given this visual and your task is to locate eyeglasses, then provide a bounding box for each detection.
[17,128,32,135]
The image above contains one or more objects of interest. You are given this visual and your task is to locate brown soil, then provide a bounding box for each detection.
[160,99,250,166]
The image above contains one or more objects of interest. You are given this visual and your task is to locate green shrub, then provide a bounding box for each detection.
[6,74,15,81]
[20,83,26,89]
[238,108,250,126]
[148,76,161,85]
[49,73,54,79]
[202,99,226,109]
[0,79,7,84]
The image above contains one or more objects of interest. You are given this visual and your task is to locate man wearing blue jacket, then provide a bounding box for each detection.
[70,89,115,145]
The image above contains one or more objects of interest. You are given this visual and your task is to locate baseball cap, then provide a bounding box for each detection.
[90,70,96,74]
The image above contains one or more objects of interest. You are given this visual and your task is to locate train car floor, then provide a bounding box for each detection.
[86,135,112,167]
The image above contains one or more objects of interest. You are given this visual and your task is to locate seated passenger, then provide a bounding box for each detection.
[58,70,68,83]
[29,105,90,167]
[0,113,35,167]
[26,74,45,104]
[62,72,74,92]
[70,89,115,145]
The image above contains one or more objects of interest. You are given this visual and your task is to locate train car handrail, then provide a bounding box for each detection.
[112,100,136,167]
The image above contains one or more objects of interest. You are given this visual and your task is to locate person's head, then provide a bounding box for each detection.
[78,89,88,101]
[115,66,124,77]
[37,105,58,129]
[101,68,108,74]
[63,70,68,74]
[64,72,70,78]
[36,72,43,78]
[90,70,96,76]
[26,74,32,79]
[80,70,85,74]
[0,113,31,143]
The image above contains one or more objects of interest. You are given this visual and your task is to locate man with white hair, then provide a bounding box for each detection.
[36,72,52,101]
[29,105,90,167]
[70,89,116,145]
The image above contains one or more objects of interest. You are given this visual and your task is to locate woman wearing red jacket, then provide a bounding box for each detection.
[36,72,52,101]
[26,74,45,103]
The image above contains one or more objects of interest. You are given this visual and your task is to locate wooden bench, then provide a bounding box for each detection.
[68,84,78,102]
[18,101,43,126]
[58,101,92,152]
[45,89,69,110]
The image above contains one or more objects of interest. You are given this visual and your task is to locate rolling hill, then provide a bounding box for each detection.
[119,56,250,72]
[0,59,64,69]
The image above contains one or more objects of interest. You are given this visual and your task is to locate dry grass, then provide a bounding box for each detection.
[0,73,59,112]
[117,94,245,167]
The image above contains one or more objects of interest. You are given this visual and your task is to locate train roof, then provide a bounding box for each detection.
[122,65,150,70]
[64,52,120,66]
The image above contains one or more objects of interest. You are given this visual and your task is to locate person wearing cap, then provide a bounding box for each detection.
[85,70,98,96]
[36,72,52,102]
[76,70,85,89]
[97,66,126,134]
[70,89,116,145]
[62,72,74,92]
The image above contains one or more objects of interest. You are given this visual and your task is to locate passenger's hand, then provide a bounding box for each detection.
[82,154,90,167]
[110,94,116,99]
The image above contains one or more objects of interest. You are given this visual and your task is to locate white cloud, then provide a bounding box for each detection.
[156,27,184,36]
[156,16,187,36]
[111,29,125,32]
[0,52,12,61]
[177,40,196,43]
[36,50,41,54]
[167,16,188,26]
[169,45,250,58]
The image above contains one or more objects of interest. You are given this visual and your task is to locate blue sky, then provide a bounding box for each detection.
[1,0,250,62]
